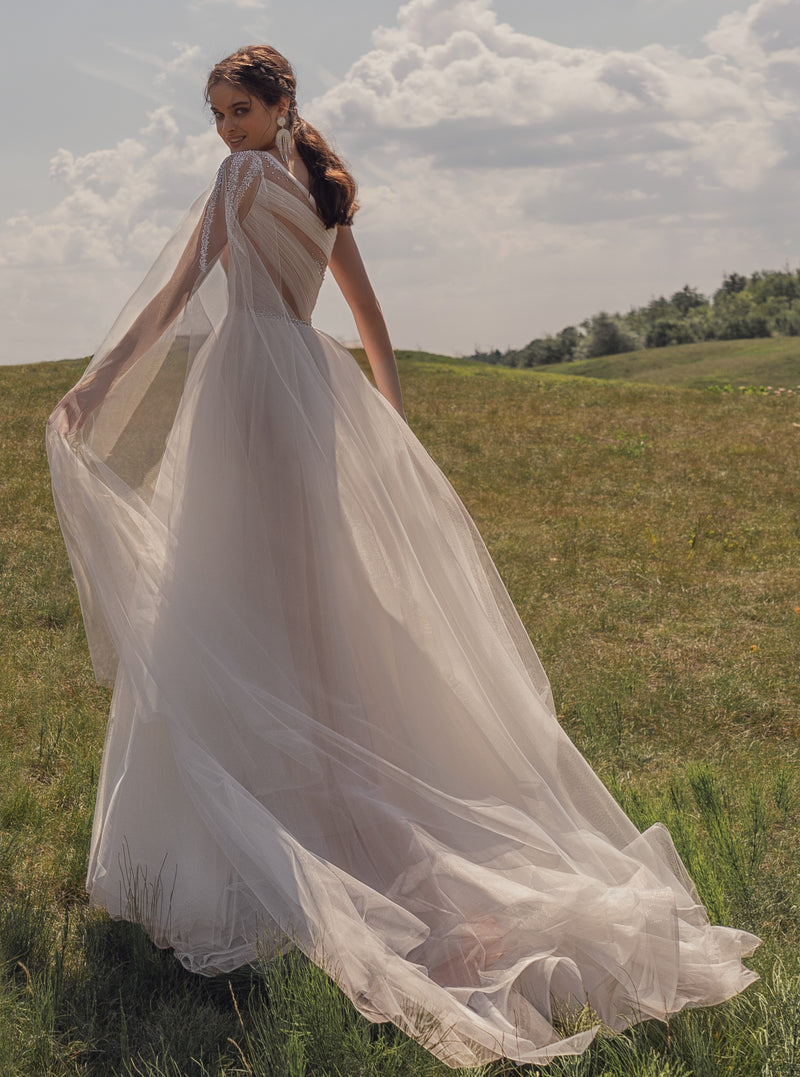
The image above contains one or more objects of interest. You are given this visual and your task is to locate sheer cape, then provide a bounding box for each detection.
[47,150,759,1068]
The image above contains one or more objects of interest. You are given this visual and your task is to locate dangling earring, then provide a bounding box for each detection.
[275,115,292,165]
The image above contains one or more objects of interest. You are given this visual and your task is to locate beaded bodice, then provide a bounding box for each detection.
[200,150,337,326]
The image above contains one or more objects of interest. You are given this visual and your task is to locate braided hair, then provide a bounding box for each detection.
[206,45,359,229]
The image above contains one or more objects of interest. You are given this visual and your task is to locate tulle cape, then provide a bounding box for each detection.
[46,151,759,1068]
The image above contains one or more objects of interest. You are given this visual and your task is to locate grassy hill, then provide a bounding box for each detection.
[534,336,800,389]
[2,353,799,1075]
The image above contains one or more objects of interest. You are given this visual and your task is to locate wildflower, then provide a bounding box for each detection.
[750,644,759,652]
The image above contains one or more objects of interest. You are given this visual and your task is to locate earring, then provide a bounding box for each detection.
[275,115,292,165]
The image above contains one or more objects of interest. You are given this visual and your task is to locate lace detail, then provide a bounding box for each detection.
[199,166,225,275]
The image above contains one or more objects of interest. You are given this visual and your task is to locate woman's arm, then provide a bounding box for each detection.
[53,223,209,434]
[328,227,406,421]
[51,154,259,436]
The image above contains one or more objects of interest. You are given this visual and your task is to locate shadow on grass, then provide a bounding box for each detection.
[0,894,463,1076]
[2,759,799,1076]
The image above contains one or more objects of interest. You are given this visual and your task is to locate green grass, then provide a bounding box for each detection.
[536,337,800,389]
[2,352,800,1075]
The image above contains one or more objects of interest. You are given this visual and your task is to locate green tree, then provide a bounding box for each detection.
[718,271,748,296]
[670,284,708,316]
[712,292,770,340]
[584,312,639,358]
[645,317,696,348]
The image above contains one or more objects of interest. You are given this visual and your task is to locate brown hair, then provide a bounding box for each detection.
[206,45,359,229]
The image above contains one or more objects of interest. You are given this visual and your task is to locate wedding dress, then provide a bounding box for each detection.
[47,150,758,1068]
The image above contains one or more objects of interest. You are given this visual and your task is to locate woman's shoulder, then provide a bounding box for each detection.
[206,151,270,222]
[214,150,266,187]
[213,150,310,199]
[207,150,318,236]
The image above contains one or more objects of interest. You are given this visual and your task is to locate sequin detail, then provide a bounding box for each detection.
[251,309,312,327]
[199,152,264,274]
[199,166,224,275]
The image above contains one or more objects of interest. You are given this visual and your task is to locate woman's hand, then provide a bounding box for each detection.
[49,369,113,436]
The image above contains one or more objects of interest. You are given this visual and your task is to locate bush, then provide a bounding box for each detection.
[517,326,582,367]
[584,312,640,358]
[645,318,697,348]
[713,294,771,340]
[670,284,708,316]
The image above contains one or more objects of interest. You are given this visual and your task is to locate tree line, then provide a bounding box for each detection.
[469,268,800,368]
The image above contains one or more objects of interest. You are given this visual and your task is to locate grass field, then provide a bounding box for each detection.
[536,337,800,389]
[1,351,799,1075]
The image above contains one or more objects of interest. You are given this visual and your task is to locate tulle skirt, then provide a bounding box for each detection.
[50,312,758,1067]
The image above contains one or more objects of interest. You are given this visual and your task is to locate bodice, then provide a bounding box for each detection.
[205,150,338,326]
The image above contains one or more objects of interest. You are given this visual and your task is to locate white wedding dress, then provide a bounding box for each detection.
[47,150,758,1068]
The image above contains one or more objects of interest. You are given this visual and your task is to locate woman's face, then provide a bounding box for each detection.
[209,82,286,154]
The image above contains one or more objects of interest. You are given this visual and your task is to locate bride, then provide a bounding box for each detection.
[47,44,759,1068]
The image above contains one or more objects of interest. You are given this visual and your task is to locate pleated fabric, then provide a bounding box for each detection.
[47,150,759,1068]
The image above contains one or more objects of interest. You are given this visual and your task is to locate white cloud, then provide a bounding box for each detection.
[74,40,207,103]
[706,0,800,66]
[141,106,182,142]
[310,0,790,191]
[303,0,798,352]
[0,110,224,362]
[155,42,205,85]
[0,116,222,271]
[1,0,797,362]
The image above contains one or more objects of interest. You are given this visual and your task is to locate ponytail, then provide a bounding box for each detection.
[292,116,359,228]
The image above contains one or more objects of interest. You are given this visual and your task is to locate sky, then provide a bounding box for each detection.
[1,0,798,363]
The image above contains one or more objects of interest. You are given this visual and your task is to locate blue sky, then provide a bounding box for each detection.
[1,0,797,362]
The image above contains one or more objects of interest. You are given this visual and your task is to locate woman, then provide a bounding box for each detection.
[47,45,758,1068]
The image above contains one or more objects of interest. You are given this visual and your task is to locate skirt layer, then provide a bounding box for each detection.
[49,316,758,1067]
